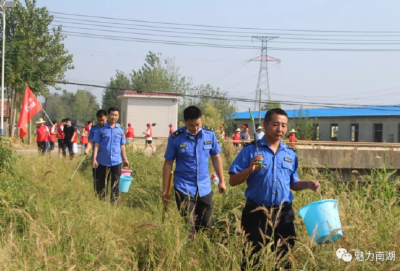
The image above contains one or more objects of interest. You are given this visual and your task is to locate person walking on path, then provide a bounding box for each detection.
[162,106,226,239]
[80,128,88,153]
[85,121,92,133]
[232,128,241,147]
[57,119,66,157]
[255,126,265,141]
[84,110,107,193]
[48,120,57,156]
[93,107,129,203]
[289,129,297,147]
[220,126,226,140]
[240,127,250,146]
[125,123,134,147]
[34,118,49,155]
[229,108,320,270]
[143,123,155,153]
[63,118,76,160]
[72,127,80,154]
[169,124,175,136]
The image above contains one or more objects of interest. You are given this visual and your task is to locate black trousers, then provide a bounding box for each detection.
[94,163,121,203]
[241,199,296,271]
[174,188,213,239]
[58,139,66,156]
[37,142,46,155]
[64,140,74,159]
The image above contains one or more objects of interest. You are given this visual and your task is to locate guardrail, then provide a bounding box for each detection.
[222,139,400,150]
[133,136,400,150]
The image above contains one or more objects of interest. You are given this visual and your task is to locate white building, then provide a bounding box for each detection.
[117,90,182,138]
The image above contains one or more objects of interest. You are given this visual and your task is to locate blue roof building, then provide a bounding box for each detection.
[232,106,400,142]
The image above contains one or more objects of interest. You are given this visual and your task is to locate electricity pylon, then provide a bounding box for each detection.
[252,36,280,125]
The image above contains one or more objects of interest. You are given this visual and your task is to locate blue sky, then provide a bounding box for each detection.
[37,0,400,112]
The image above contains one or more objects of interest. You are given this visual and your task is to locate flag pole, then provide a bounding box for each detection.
[41,109,53,126]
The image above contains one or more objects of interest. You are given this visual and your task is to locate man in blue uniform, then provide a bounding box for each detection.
[229,108,320,270]
[163,106,226,238]
[85,109,107,192]
[93,107,129,203]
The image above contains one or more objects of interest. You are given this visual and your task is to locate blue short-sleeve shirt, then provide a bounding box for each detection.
[93,123,126,167]
[164,126,221,198]
[229,137,299,207]
[88,124,102,141]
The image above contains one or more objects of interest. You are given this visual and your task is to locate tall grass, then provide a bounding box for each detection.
[0,148,399,270]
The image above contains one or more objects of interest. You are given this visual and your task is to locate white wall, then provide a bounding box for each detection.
[120,96,179,137]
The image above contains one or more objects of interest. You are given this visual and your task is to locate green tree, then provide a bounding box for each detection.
[289,107,319,140]
[201,103,224,132]
[102,70,131,110]
[181,84,237,134]
[45,90,99,124]
[1,0,73,138]
[261,101,281,110]
[130,52,189,94]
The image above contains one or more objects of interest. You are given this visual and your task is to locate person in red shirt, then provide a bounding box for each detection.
[232,128,241,147]
[289,129,297,147]
[169,124,174,135]
[143,123,155,153]
[126,123,135,147]
[72,127,79,154]
[85,121,92,133]
[48,120,57,156]
[56,119,66,157]
[34,118,49,155]
[220,126,226,140]
[80,127,88,153]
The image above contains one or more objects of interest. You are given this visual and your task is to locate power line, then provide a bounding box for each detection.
[45,80,400,111]
[60,30,400,52]
[52,20,400,43]
[52,24,400,46]
[50,11,400,34]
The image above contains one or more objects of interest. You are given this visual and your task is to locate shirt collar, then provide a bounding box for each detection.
[185,126,203,137]
[258,136,286,150]
[104,122,120,128]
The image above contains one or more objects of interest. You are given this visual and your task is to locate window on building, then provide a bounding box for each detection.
[389,134,394,143]
[373,124,383,142]
[315,124,320,140]
[331,124,338,141]
[350,124,359,142]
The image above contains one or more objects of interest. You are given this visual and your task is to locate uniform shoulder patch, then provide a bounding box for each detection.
[203,126,214,132]
[243,141,255,147]
[172,128,184,138]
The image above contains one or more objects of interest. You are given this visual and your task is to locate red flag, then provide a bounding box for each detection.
[16,86,42,138]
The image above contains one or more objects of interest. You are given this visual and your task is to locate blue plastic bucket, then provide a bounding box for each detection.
[298,199,343,244]
[119,175,133,193]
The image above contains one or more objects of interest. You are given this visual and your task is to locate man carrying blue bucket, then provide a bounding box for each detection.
[93,107,129,203]
[229,108,320,270]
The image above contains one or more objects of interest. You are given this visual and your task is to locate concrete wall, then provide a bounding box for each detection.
[235,116,400,142]
[318,116,400,142]
[298,149,400,169]
[119,96,179,137]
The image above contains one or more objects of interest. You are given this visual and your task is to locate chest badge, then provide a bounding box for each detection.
[204,141,211,145]
[284,157,292,163]
[103,131,108,135]
[179,144,186,148]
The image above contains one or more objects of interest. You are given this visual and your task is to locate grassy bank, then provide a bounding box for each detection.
[0,148,399,270]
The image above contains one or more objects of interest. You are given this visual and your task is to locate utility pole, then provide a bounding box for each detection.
[251,36,279,125]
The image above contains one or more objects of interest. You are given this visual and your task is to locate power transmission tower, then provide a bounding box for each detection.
[252,36,280,125]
